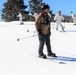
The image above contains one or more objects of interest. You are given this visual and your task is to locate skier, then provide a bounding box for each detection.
[40,3,51,18]
[71,11,76,25]
[54,10,65,32]
[35,5,57,59]
[17,12,24,25]
[33,11,38,20]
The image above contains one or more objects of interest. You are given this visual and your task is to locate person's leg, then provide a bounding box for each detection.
[38,35,45,56]
[45,34,52,55]
[20,18,24,25]
[38,34,47,58]
[60,24,65,32]
[45,34,57,57]
[56,23,59,31]
[74,19,76,25]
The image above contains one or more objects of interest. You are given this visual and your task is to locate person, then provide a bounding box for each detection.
[54,10,65,32]
[33,11,38,20]
[71,11,76,25]
[40,3,51,18]
[33,11,51,20]
[35,5,57,59]
[17,12,24,25]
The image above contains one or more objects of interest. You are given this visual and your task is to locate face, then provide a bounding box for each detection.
[44,9,49,13]
[58,12,61,15]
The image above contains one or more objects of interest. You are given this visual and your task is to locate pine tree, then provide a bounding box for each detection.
[29,0,55,21]
[29,0,42,15]
[1,0,29,22]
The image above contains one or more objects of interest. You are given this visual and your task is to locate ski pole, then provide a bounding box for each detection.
[27,29,37,36]
[17,34,37,41]
[27,30,37,33]
[27,30,35,32]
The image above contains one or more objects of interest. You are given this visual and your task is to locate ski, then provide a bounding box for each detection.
[30,53,66,64]
[47,57,66,64]
[39,56,66,64]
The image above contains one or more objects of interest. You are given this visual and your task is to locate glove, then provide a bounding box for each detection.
[37,28,42,35]
[49,28,51,36]
[62,20,65,22]
[63,20,65,22]
[53,20,56,22]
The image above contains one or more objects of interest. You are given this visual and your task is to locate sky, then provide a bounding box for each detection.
[0,0,76,21]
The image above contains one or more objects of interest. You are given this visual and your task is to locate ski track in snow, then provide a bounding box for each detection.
[0,21,76,75]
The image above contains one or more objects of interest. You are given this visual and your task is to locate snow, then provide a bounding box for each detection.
[0,21,76,75]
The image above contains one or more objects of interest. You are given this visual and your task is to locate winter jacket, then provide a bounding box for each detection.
[71,13,76,20]
[17,13,23,21]
[33,12,38,19]
[54,13,64,24]
[35,12,51,35]
[71,13,76,24]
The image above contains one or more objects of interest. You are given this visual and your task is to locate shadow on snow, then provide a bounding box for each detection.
[48,56,76,62]
[65,30,76,32]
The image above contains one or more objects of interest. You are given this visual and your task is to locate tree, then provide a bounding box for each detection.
[29,0,55,21]
[29,0,42,15]
[1,0,29,22]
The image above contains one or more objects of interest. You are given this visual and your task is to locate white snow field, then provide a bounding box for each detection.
[0,21,76,75]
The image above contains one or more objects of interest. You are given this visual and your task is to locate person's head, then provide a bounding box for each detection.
[43,5,50,13]
[71,11,73,13]
[58,10,61,15]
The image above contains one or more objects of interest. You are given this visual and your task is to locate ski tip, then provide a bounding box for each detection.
[17,38,19,41]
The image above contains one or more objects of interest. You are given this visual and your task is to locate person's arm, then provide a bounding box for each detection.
[35,13,42,34]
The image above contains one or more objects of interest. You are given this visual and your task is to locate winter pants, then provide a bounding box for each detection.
[73,19,76,24]
[56,22,64,30]
[38,33,52,55]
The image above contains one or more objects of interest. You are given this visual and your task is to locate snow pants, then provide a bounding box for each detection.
[73,19,76,24]
[56,22,64,30]
[38,33,52,55]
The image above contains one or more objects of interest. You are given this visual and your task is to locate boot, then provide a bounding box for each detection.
[20,22,24,25]
[56,28,58,31]
[62,28,65,32]
[38,54,47,59]
[73,24,76,25]
[48,53,57,57]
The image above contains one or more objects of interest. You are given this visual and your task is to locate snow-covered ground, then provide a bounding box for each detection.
[0,21,76,75]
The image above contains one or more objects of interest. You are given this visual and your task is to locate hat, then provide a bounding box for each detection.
[58,10,61,13]
[71,11,73,13]
[43,5,50,10]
